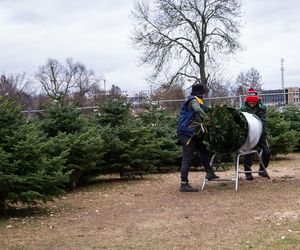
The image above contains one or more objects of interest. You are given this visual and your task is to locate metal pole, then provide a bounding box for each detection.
[280,58,286,104]
[239,95,243,108]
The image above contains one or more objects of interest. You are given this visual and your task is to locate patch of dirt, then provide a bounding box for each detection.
[1,153,300,249]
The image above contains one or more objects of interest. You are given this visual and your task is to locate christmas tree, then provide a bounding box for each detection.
[193,105,248,154]
[0,98,69,210]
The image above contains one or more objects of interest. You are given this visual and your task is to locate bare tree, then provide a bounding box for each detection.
[88,84,108,106]
[72,62,101,106]
[235,71,247,95]
[203,62,235,97]
[0,73,33,107]
[245,67,263,90]
[132,0,241,90]
[35,58,78,103]
[209,79,232,97]
[109,85,122,98]
[152,81,186,100]
[235,67,263,95]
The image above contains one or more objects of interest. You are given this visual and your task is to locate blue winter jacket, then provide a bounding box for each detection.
[177,95,206,137]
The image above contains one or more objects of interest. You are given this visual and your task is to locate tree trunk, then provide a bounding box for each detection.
[199,41,207,89]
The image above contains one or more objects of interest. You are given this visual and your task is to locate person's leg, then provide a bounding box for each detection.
[198,142,219,180]
[178,135,198,192]
[258,138,271,177]
[244,154,254,180]
[179,135,194,182]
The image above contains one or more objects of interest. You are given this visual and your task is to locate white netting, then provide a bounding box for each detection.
[239,112,263,152]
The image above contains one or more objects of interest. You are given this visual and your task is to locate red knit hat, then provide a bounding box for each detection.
[245,88,259,103]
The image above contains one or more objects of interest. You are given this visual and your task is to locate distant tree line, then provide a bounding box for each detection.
[0,58,121,111]
[0,57,264,112]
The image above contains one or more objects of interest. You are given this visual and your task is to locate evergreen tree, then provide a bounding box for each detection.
[94,96,131,127]
[267,107,298,155]
[46,127,106,190]
[139,105,181,170]
[0,99,69,209]
[92,97,132,175]
[93,99,181,176]
[39,103,86,137]
[281,106,300,151]
[0,97,24,145]
[38,103,106,189]
[193,105,248,154]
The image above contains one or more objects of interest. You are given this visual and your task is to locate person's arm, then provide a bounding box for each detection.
[188,99,208,120]
[255,102,267,138]
[240,103,247,112]
[259,105,267,130]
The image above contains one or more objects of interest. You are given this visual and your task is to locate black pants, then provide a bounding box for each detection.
[244,137,271,169]
[178,134,211,182]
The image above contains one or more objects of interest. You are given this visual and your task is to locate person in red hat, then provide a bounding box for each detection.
[240,88,271,180]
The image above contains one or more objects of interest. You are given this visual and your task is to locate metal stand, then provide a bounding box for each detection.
[201,150,270,191]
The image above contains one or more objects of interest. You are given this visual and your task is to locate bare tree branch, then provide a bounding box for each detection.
[35,58,79,103]
[132,0,241,90]
[0,72,33,106]
[234,67,263,95]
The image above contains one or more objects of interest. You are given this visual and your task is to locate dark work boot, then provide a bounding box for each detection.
[205,168,219,181]
[244,166,254,180]
[258,166,269,177]
[180,182,198,192]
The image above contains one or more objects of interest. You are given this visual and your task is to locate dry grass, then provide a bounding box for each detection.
[1,153,300,249]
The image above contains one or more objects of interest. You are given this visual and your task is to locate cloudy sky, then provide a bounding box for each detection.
[0,0,299,94]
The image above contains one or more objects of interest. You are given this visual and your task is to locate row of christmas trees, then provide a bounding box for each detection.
[1,96,300,209]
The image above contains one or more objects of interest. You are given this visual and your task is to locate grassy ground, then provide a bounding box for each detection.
[1,153,300,249]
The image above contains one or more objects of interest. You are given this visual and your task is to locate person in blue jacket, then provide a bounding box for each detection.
[177,84,219,192]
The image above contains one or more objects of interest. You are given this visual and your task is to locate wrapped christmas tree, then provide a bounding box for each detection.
[193,105,249,154]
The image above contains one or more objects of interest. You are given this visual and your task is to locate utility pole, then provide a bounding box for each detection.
[280,58,286,104]
[103,79,106,94]
[280,58,285,89]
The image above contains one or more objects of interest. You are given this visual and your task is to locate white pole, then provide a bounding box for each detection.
[280,58,286,104]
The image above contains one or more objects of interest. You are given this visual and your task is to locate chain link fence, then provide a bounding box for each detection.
[158,92,300,112]
[21,92,300,118]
